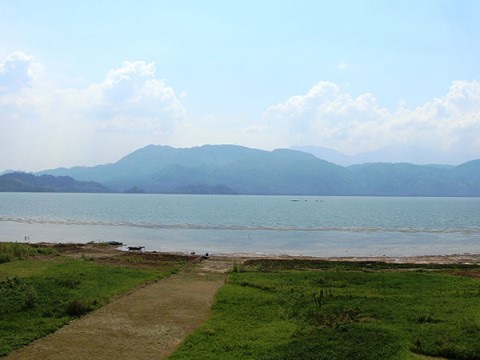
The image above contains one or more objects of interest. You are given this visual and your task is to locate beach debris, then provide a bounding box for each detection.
[128,246,145,251]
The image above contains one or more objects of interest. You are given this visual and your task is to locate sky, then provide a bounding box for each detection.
[1,0,480,171]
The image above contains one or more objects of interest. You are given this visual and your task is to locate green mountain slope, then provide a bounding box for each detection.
[38,144,480,196]
[41,145,351,195]
[0,173,111,193]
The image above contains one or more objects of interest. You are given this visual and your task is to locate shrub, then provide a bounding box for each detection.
[23,285,37,309]
[64,299,93,317]
[0,254,10,264]
[231,260,244,273]
[56,278,81,289]
[12,243,31,258]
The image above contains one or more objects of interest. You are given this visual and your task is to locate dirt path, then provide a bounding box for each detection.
[6,258,232,360]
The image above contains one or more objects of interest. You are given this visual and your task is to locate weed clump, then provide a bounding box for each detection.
[0,242,57,260]
[231,260,244,273]
[0,277,38,313]
[64,299,95,317]
[23,285,37,309]
[0,254,10,264]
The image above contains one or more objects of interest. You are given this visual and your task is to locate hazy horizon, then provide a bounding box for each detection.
[1,1,479,171]
[0,144,480,175]
[2,142,479,175]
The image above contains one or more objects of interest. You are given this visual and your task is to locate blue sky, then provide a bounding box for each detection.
[1,0,480,170]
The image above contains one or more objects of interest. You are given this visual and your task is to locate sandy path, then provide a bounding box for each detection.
[6,258,231,360]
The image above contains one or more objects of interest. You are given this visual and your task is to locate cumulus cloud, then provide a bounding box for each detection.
[2,50,480,170]
[0,54,186,171]
[265,81,391,151]
[264,80,480,161]
[0,52,38,95]
[62,60,186,131]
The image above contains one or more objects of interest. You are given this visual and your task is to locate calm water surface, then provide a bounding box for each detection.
[1,193,479,256]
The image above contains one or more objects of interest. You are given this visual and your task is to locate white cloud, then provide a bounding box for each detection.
[2,51,480,171]
[0,54,186,171]
[264,80,480,161]
[0,52,38,94]
[264,81,391,151]
[65,60,186,131]
[392,80,480,157]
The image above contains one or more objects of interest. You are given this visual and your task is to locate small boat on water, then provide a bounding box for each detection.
[128,246,145,251]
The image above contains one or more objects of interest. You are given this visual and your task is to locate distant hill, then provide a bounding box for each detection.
[40,145,352,195]
[170,184,237,195]
[347,160,480,196]
[0,172,111,193]
[36,144,480,196]
[291,145,356,166]
[292,145,463,166]
[0,170,15,176]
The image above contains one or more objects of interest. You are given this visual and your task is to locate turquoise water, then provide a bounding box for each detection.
[1,193,480,256]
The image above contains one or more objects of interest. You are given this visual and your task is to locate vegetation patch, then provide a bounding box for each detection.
[0,243,189,357]
[0,242,57,262]
[170,260,480,360]
[244,258,480,272]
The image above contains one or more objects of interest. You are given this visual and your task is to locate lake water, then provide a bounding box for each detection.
[1,193,480,257]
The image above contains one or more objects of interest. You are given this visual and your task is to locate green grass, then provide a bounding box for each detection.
[0,244,185,357]
[170,261,480,360]
[0,242,56,264]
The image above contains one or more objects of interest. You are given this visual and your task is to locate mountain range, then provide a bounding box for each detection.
[0,172,110,193]
[291,145,466,166]
[23,144,480,196]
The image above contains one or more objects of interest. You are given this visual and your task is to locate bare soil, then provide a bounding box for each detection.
[210,251,480,265]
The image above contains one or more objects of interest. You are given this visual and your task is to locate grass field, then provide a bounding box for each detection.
[2,243,480,360]
[0,243,187,357]
[169,259,480,360]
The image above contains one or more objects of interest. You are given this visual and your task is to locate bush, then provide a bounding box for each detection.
[0,277,38,313]
[12,243,32,258]
[23,285,37,309]
[56,278,81,289]
[0,254,10,264]
[231,260,244,273]
[0,242,32,259]
[0,242,57,260]
[64,299,93,317]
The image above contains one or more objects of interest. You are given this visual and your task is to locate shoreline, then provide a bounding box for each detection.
[190,251,480,265]
[3,219,480,259]
[29,241,480,265]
